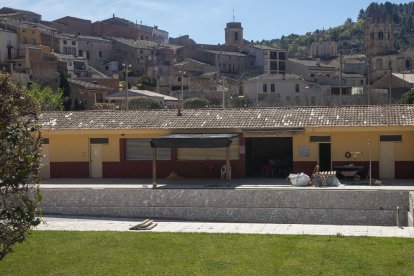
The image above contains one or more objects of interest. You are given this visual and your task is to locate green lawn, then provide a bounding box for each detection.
[1,231,414,275]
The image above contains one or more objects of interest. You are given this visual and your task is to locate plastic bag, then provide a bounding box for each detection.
[287,173,310,187]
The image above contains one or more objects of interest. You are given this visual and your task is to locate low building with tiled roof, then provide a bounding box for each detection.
[38,105,414,180]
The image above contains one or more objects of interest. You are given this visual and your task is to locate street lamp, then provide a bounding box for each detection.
[122,61,132,111]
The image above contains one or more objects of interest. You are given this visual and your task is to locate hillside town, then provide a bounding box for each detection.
[1,6,412,109]
[1,3,414,271]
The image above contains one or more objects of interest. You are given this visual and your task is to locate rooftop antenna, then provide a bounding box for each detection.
[232,8,235,22]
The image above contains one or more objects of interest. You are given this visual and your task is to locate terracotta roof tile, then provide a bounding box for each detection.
[39,105,414,131]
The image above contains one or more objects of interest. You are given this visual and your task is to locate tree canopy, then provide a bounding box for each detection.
[401,88,414,104]
[26,83,65,111]
[183,97,210,109]
[0,73,42,260]
[128,97,163,109]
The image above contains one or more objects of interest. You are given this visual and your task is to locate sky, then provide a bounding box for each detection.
[2,0,412,44]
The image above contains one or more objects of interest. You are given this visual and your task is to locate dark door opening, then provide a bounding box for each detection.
[245,137,293,177]
[318,143,331,171]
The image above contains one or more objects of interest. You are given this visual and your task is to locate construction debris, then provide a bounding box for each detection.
[129,219,158,231]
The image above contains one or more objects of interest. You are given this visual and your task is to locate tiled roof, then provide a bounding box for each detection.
[110,37,159,49]
[205,50,246,57]
[289,58,335,68]
[68,79,110,90]
[39,105,414,131]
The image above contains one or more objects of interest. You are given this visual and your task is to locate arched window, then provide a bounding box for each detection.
[405,59,411,70]
[378,30,384,40]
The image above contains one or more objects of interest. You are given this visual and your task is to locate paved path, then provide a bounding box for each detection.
[35,216,414,238]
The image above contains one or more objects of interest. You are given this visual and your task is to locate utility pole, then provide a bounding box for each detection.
[123,60,131,111]
[339,52,343,106]
[389,68,392,104]
[367,59,370,105]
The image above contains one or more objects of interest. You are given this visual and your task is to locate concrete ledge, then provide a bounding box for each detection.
[40,188,411,226]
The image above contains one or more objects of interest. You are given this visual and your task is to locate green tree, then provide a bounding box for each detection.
[26,83,64,111]
[183,97,210,109]
[136,75,157,90]
[128,97,163,109]
[0,73,42,260]
[228,97,248,108]
[401,88,414,104]
[59,72,71,111]
[73,97,86,111]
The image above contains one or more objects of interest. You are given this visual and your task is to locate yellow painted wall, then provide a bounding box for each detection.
[18,27,41,44]
[42,129,172,163]
[41,127,414,163]
[293,127,414,162]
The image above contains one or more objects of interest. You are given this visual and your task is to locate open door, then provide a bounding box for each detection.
[319,143,331,171]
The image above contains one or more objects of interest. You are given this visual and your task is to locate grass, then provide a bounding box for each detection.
[1,231,414,275]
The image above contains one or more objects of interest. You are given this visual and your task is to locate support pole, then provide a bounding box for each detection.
[225,146,231,185]
[152,147,157,188]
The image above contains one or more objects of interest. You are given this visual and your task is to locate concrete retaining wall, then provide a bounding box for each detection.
[40,188,411,226]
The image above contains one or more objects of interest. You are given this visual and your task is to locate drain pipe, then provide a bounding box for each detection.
[396,206,400,228]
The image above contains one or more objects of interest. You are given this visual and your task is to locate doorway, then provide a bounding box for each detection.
[318,143,331,171]
[379,142,395,179]
[40,144,50,178]
[90,144,102,178]
[245,137,293,177]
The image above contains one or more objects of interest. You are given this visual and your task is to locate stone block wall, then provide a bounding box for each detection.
[40,188,412,226]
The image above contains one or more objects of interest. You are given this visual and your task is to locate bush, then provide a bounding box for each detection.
[401,88,414,104]
[183,97,210,109]
[0,73,42,260]
[129,97,163,109]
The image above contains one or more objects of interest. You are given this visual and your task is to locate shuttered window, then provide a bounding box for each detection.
[126,139,171,160]
[177,139,239,160]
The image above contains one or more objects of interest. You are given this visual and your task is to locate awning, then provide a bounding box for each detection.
[150,133,239,148]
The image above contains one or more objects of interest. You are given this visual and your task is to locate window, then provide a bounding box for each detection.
[99,51,103,58]
[90,138,109,144]
[178,77,182,82]
[86,51,90,60]
[78,50,83,57]
[140,50,143,54]
[279,61,286,71]
[278,52,286,60]
[270,51,277,59]
[22,37,27,44]
[378,31,384,40]
[310,73,315,77]
[406,59,411,70]
[270,83,275,92]
[270,61,278,71]
[63,40,67,45]
[380,135,402,142]
[71,41,76,46]
[234,32,238,41]
[310,136,331,143]
[263,83,268,92]
[31,39,36,45]
[295,83,300,93]
[126,139,171,160]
